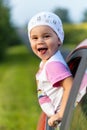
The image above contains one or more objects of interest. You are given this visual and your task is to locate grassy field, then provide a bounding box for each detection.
[0,45,41,130]
[0,45,87,130]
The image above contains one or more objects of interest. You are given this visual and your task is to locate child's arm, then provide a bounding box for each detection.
[48,76,73,127]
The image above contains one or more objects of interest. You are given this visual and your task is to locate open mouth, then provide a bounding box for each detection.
[38,48,48,52]
[37,48,48,54]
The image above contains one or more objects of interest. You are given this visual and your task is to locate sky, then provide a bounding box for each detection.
[9,0,87,27]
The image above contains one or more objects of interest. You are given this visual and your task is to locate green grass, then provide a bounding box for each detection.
[69,100,87,130]
[0,45,41,130]
[0,45,87,130]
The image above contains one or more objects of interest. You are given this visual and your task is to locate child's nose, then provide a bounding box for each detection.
[38,38,44,43]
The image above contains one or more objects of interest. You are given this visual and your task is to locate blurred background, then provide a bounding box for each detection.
[0,0,87,130]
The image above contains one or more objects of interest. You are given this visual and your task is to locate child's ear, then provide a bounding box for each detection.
[58,37,61,42]
[58,44,60,47]
[58,38,61,46]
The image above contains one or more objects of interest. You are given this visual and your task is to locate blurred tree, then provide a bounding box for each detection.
[53,8,72,23]
[82,10,87,22]
[0,0,21,61]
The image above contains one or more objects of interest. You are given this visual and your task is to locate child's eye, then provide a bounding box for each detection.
[31,37,38,40]
[44,35,50,38]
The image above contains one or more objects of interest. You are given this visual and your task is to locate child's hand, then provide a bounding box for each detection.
[48,114,62,127]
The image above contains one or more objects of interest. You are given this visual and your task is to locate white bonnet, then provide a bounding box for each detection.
[28,11,64,44]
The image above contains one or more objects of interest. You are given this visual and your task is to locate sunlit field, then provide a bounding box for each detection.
[69,95,87,130]
[0,45,41,130]
[0,45,87,130]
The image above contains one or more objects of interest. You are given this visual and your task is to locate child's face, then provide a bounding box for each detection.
[29,25,61,61]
